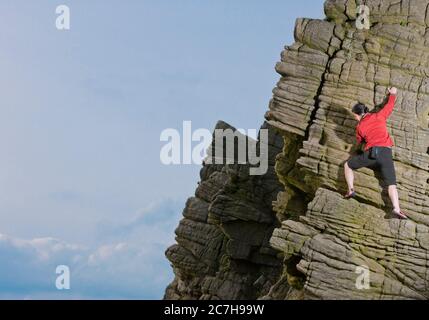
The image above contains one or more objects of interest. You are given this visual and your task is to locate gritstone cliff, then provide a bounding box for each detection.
[164,0,429,300]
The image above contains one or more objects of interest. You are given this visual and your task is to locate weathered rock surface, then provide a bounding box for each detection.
[164,121,285,299]
[165,0,429,300]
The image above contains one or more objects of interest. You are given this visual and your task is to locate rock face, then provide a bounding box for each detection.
[164,121,285,299]
[165,0,429,300]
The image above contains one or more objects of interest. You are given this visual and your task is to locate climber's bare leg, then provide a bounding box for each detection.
[388,185,400,212]
[344,162,354,193]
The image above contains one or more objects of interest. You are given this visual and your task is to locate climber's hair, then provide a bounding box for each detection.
[352,103,369,116]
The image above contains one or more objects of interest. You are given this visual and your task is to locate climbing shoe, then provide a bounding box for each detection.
[344,189,356,199]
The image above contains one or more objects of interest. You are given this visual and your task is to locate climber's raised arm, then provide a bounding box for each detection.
[377,87,397,119]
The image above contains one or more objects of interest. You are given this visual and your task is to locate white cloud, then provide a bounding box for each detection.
[0,198,184,299]
[88,243,127,266]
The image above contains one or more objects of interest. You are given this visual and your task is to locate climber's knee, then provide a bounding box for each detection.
[344,160,352,171]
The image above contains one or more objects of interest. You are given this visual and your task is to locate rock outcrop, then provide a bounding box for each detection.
[164,121,285,299]
[165,0,429,300]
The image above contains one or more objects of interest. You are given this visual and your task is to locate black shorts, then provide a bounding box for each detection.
[347,147,396,186]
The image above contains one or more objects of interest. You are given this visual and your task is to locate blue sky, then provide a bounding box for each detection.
[0,0,324,299]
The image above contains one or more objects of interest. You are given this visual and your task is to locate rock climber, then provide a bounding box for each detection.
[344,87,407,219]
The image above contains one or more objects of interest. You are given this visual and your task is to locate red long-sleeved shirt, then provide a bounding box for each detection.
[356,94,396,151]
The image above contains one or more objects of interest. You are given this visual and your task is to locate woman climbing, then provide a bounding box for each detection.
[344,87,407,219]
